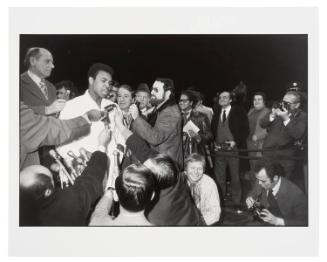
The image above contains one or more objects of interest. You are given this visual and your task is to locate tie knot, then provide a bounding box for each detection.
[40,79,46,86]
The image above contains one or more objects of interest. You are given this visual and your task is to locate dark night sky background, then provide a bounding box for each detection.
[20,34,307,107]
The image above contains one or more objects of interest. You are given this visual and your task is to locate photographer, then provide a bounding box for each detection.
[245,159,307,226]
[260,91,307,179]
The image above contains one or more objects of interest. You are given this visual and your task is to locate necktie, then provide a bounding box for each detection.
[40,79,48,100]
[222,110,226,123]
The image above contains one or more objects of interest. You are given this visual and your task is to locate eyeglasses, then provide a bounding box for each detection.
[179,99,189,103]
[282,100,299,105]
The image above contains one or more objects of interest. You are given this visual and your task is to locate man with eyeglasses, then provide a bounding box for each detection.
[129,78,183,169]
[260,91,307,179]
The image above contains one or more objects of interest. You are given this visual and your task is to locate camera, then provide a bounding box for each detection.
[249,201,265,219]
[215,141,232,151]
[272,101,290,111]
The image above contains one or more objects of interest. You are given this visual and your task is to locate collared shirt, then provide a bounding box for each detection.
[271,176,282,196]
[27,70,48,99]
[187,174,221,225]
[220,105,231,122]
[57,90,126,188]
[182,109,192,121]
[27,70,43,87]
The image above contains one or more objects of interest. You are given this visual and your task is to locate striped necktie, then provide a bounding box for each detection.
[40,79,48,100]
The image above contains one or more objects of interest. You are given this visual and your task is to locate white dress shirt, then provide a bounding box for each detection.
[27,70,43,87]
[57,90,126,187]
[220,105,231,122]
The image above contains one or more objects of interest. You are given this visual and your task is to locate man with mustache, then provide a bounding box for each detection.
[129,78,183,169]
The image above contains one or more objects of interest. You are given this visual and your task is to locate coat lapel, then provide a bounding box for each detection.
[21,72,48,102]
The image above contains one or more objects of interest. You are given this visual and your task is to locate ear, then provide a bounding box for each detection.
[44,188,53,198]
[165,90,171,100]
[273,175,279,183]
[29,56,37,67]
[88,76,94,86]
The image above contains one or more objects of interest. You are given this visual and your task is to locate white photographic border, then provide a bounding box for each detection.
[8,6,319,257]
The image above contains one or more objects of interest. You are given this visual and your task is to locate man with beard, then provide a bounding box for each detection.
[129,78,183,169]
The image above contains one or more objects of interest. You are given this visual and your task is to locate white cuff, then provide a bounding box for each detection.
[283,119,291,126]
[98,145,107,153]
[82,114,91,124]
[275,217,285,226]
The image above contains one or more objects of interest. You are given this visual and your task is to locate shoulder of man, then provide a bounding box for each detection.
[279,177,305,199]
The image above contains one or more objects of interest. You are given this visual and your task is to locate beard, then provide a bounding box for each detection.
[150,96,165,106]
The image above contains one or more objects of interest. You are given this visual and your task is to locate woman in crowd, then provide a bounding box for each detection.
[246,92,270,185]
[184,153,221,225]
[117,84,135,129]
[178,90,213,168]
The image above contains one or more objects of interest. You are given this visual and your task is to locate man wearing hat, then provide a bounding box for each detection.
[135,83,154,118]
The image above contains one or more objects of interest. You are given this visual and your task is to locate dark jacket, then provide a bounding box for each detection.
[212,105,249,148]
[248,177,308,226]
[35,151,107,226]
[19,102,91,169]
[260,108,307,152]
[132,99,183,169]
[126,133,204,226]
[20,71,57,115]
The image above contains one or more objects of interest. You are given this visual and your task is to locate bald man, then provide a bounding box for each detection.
[19,127,112,226]
[20,47,65,116]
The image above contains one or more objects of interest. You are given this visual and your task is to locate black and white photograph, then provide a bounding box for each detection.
[8,6,320,257]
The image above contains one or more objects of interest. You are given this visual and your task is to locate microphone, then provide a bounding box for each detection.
[49,150,75,187]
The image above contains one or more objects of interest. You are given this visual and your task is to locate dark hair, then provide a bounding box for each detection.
[136,83,150,95]
[87,63,114,79]
[185,153,206,170]
[180,90,197,108]
[24,47,42,68]
[111,80,120,88]
[55,80,78,95]
[155,78,175,98]
[254,158,285,181]
[148,154,178,189]
[115,165,155,212]
[219,91,233,102]
[253,92,267,104]
[119,84,135,97]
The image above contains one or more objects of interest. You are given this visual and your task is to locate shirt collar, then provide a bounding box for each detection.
[27,70,43,87]
[271,177,282,196]
[222,105,231,112]
[221,105,231,117]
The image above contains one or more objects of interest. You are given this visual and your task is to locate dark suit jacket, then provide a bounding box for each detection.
[212,105,249,148]
[20,71,57,115]
[260,109,307,154]
[20,102,90,169]
[126,133,204,226]
[248,177,308,226]
[20,151,108,226]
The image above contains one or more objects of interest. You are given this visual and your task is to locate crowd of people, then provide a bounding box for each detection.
[19,47,308,227]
